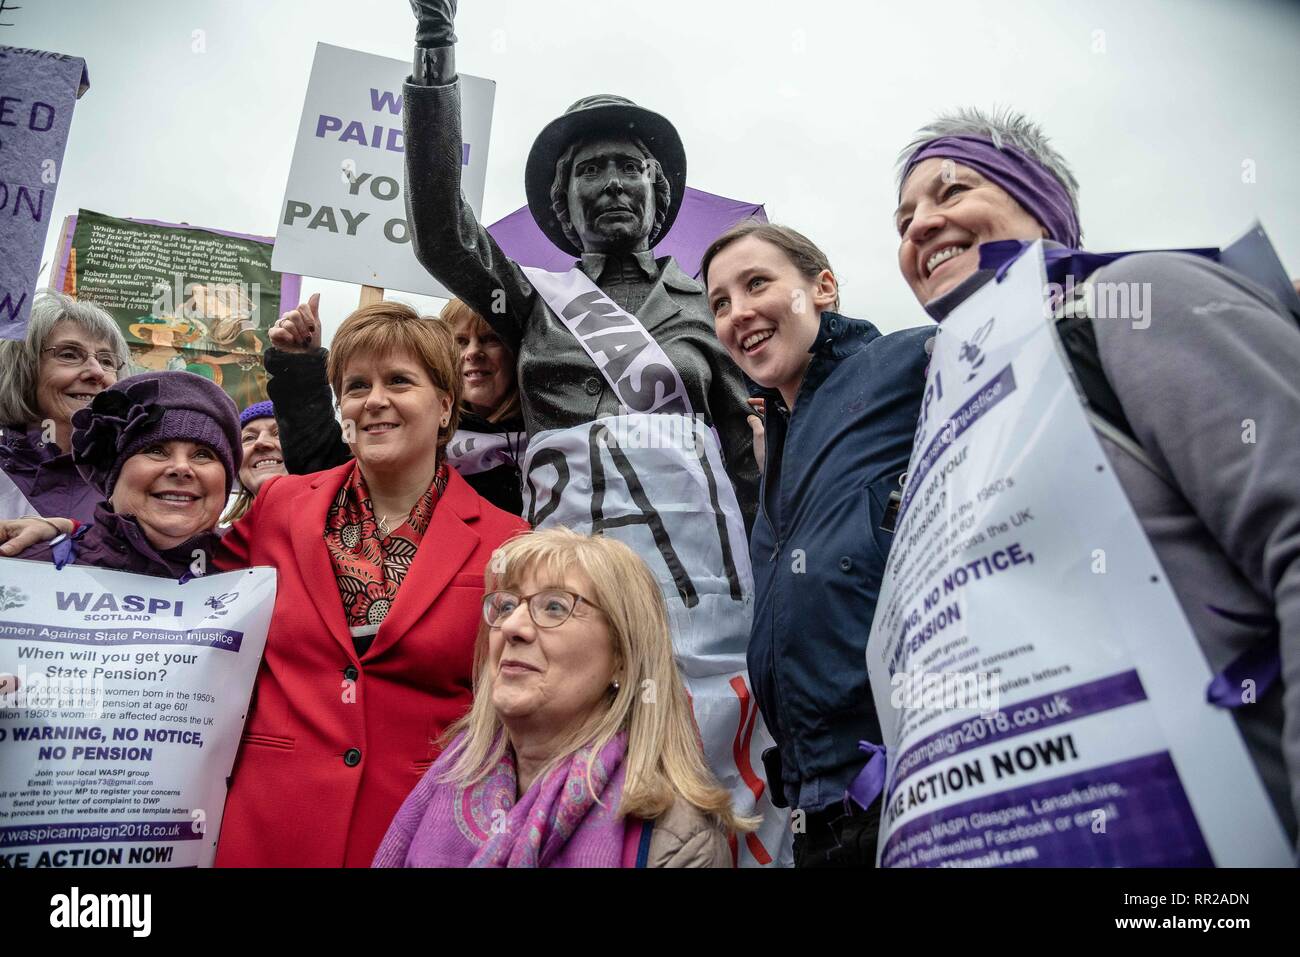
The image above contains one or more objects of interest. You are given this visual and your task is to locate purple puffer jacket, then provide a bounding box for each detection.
[18,502,223,580]
[0,425,101,525]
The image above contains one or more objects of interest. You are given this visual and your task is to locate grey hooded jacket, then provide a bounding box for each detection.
[1077,251,1300,847]
[933,247,1300,849]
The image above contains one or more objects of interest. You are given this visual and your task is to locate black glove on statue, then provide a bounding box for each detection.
[410,0,458,47]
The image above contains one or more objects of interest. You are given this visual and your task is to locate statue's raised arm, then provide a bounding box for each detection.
[409,0,458,50]
[400,0,783,867]
[404,0,532,354]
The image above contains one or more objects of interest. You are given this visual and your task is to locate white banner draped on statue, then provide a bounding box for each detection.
[865,242,1290,867]
[444,429,527,477]
[521,266,693,415]
[0,560,275,867]
[520,264,791,866]
[522,414,789,866]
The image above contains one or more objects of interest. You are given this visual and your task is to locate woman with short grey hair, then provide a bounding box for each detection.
[0,290,130,523]
[894,106,1300,854]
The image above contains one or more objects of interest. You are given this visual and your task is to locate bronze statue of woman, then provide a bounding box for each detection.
[403,0,783,866]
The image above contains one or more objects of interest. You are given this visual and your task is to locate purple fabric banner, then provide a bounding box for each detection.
[0,47,90,339]
[487,187,767,278]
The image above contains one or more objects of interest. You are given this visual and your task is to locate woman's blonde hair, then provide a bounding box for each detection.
[440,299,521,425]
[220,488,254,526]
[326,301,461,457]
[439,527,755,834]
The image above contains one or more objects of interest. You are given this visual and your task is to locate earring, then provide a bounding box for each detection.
[610,679,620,692]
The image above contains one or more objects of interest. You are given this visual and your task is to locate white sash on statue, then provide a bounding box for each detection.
[522,266,691,415]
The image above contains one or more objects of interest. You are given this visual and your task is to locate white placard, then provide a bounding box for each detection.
[865,243,1291,867]
[272,42,495,297]
[0,559,275,867]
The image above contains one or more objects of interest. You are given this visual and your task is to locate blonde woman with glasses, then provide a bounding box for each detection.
[373,527,753,868]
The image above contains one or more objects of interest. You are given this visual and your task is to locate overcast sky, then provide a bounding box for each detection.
[13,0,1300,340]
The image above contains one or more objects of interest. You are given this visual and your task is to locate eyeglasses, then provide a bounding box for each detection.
[482,589,604,629]
[41,344,127,374]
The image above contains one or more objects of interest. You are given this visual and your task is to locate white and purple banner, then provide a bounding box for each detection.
[0,560,274,867]
[272,42,494,297]
[865,242,1291,867]
[444,429,526,478]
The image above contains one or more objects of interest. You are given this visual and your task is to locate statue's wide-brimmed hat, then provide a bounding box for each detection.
[525,94,687,257]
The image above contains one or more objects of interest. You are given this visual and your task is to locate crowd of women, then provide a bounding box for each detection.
[2,6,1298,869]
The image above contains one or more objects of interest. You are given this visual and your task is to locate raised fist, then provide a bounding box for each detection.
[410,0,458,47]
[269,293,323,354]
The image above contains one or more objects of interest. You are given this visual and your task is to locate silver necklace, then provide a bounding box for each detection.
[376,501,417,537]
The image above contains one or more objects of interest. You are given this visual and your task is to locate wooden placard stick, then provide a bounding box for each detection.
[359,285,384,307]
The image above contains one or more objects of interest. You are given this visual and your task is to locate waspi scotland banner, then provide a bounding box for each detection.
[0,560,275,868]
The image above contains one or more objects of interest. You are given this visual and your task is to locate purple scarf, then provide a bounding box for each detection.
[373,731,631,868]
[902,134,1081,248]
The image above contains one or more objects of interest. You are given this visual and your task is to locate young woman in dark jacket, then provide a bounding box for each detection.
[264,296,525,516]
[702,222,932,868]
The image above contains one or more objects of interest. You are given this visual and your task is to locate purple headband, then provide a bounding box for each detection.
[902,135,1081,248]
[239,400,275,430]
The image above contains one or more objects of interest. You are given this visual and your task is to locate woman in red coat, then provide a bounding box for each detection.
[213,301,527,867]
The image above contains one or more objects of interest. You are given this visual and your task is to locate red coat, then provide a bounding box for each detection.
[212,462,526,867]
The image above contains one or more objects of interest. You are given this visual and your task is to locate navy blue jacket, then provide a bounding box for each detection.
[748,312,931,811]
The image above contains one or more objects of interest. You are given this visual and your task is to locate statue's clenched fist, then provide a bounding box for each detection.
[410,0,458,47]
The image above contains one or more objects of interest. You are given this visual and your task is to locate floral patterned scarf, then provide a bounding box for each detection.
[323,462,448,647]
